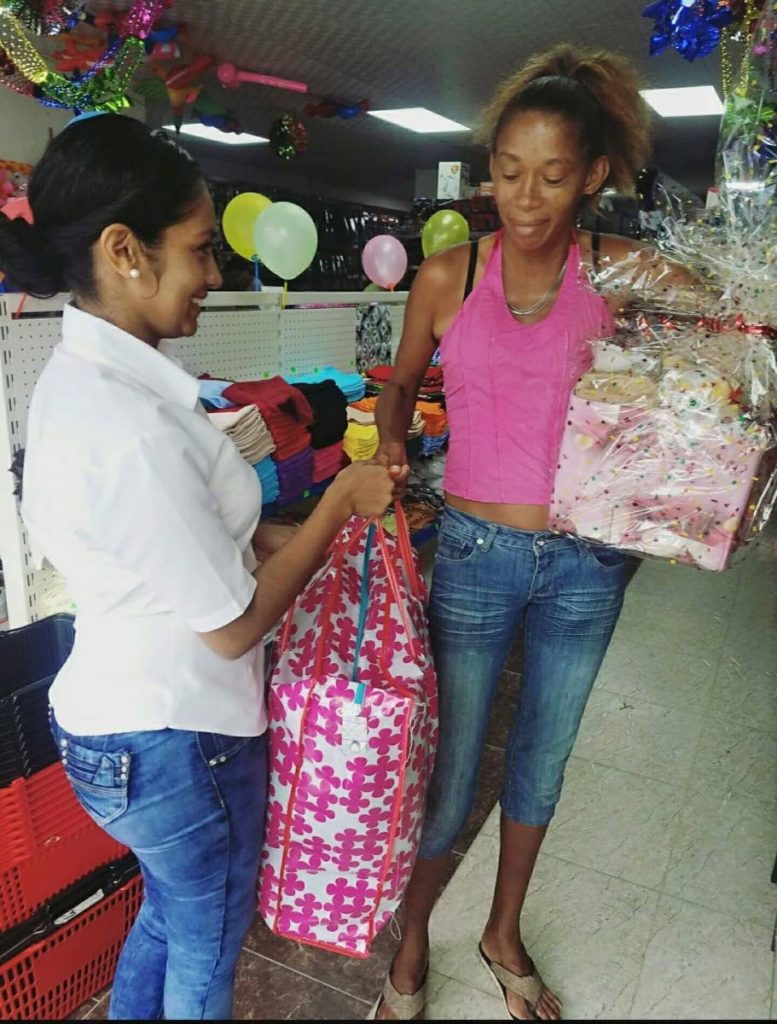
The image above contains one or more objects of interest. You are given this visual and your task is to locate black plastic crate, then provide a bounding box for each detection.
[0,615,75,788]
[0,852,138,965]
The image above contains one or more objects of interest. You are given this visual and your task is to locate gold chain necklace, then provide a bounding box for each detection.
[505,256,568,318]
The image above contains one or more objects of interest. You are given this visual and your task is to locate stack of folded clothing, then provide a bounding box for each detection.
[364,364,444,402]
[344,398,378,462]
[276,447,314,505]
[416,399,449,456]
[223,377,313,460]
[285,366,365,404]
[198,376,234,410]
[416,400,448,436]
[255,455,280,506]
[348,396,424,439]
[207,406,277,464]
[421,433,448,456]
[292,380,348,449]
[313,442,344,483]
[406,410,425,439]
[343,421,379,462]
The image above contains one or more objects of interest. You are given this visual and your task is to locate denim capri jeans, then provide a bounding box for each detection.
[419,505,638,858]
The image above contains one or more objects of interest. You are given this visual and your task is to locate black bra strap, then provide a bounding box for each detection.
[463,240,478,301]
[592,224,601,272]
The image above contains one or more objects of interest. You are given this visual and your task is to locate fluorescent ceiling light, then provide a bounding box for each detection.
[367,107,469,133]
[162,124,269,145]
[640,86,724,117]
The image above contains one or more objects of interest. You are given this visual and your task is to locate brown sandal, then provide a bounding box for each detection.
[478,942,546,1020]
[366,968,428,1020]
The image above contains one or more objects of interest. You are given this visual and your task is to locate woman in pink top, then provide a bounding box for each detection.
[373,45,689,1021]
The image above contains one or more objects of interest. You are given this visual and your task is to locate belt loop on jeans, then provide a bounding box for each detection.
[474,523,498,553]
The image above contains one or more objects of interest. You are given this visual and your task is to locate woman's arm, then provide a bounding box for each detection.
[580,230,701,315]
[375,251,462,492]
[199,461,394,660]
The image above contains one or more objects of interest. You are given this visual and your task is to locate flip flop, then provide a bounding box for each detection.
[478,942,546,1020]
[366,967,428,1020]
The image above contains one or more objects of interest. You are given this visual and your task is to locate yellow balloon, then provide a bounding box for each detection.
[222,192,272,261]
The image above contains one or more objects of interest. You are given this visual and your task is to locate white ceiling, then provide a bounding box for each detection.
[97,0,732,205]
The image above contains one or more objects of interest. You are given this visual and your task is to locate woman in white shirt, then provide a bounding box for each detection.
[0,113,393,1021]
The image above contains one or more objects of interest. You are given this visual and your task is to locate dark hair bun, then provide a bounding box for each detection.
[0,113,204,300]
[0,215,64,298]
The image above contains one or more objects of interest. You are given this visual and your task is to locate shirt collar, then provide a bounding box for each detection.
[60,303,200,410]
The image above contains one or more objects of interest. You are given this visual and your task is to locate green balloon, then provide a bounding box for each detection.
[363,282,388,292]
[421,209,470,258]
[253,201,318,280]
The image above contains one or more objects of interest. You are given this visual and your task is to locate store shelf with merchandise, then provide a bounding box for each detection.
[0,288,449,630]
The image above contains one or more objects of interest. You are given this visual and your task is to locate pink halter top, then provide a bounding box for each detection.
[439,231,614,505]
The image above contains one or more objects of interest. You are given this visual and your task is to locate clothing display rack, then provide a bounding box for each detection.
[0,290,408,630]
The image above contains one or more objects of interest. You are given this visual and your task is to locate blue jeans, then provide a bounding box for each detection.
[49,716,268,1020]
[419,506,638,857]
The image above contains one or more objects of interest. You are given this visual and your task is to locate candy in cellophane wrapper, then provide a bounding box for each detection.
[549,3,777,571]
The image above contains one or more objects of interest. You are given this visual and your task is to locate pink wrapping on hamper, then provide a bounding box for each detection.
[550,392,770,570]
[258,507,438,957]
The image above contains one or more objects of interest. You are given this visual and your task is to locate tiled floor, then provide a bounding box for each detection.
[73,528,776,1020]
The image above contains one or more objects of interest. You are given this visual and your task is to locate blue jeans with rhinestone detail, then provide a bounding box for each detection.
[49,716,267,1020]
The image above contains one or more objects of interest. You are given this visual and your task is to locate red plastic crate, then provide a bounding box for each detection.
[0,873,142,1020]
[0,762,128,930]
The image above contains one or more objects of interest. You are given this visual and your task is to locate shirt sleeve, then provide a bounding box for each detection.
[90,431,257,633]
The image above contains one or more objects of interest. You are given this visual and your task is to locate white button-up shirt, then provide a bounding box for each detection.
[22,304,267,737]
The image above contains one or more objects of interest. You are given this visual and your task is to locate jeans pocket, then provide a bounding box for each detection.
[435,528,481,564]
[583,542,633,571]
[197,732,253,768]
[59,737,130,827]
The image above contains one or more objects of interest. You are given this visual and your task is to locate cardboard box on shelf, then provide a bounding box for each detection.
[437,161,469,200]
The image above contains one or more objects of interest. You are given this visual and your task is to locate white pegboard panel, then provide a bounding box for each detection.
[0,295,69,627]
[164,308,282,380]
[0,289,408,628]
[280,307,359,377]
[3,312,65,442]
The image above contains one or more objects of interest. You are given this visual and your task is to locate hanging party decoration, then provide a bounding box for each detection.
[143,24,179,53]
[421,209,470,258]
[165,52,213,90]
[0,0,171,110]
[361,235,408,290]
[253,201,318,281]
[717,0,777,176]
[642,0,735,60]
[641,0,768,61]
[120,0,171,40]
[0,194,32,222]
[52,29,110,73]
[1,2,86,36]
[162,53,213,128]
[269,113,307,159]
[222,191,273,262]
[216,61,308,94]
[304,96,370,120]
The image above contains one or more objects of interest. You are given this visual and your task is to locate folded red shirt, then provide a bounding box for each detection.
[223,377,314,427]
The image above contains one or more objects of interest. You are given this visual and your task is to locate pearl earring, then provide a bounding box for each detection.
[129,268,140,279]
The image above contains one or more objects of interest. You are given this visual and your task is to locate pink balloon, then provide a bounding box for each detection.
[361,235,407,290]
[1,197,32,224]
